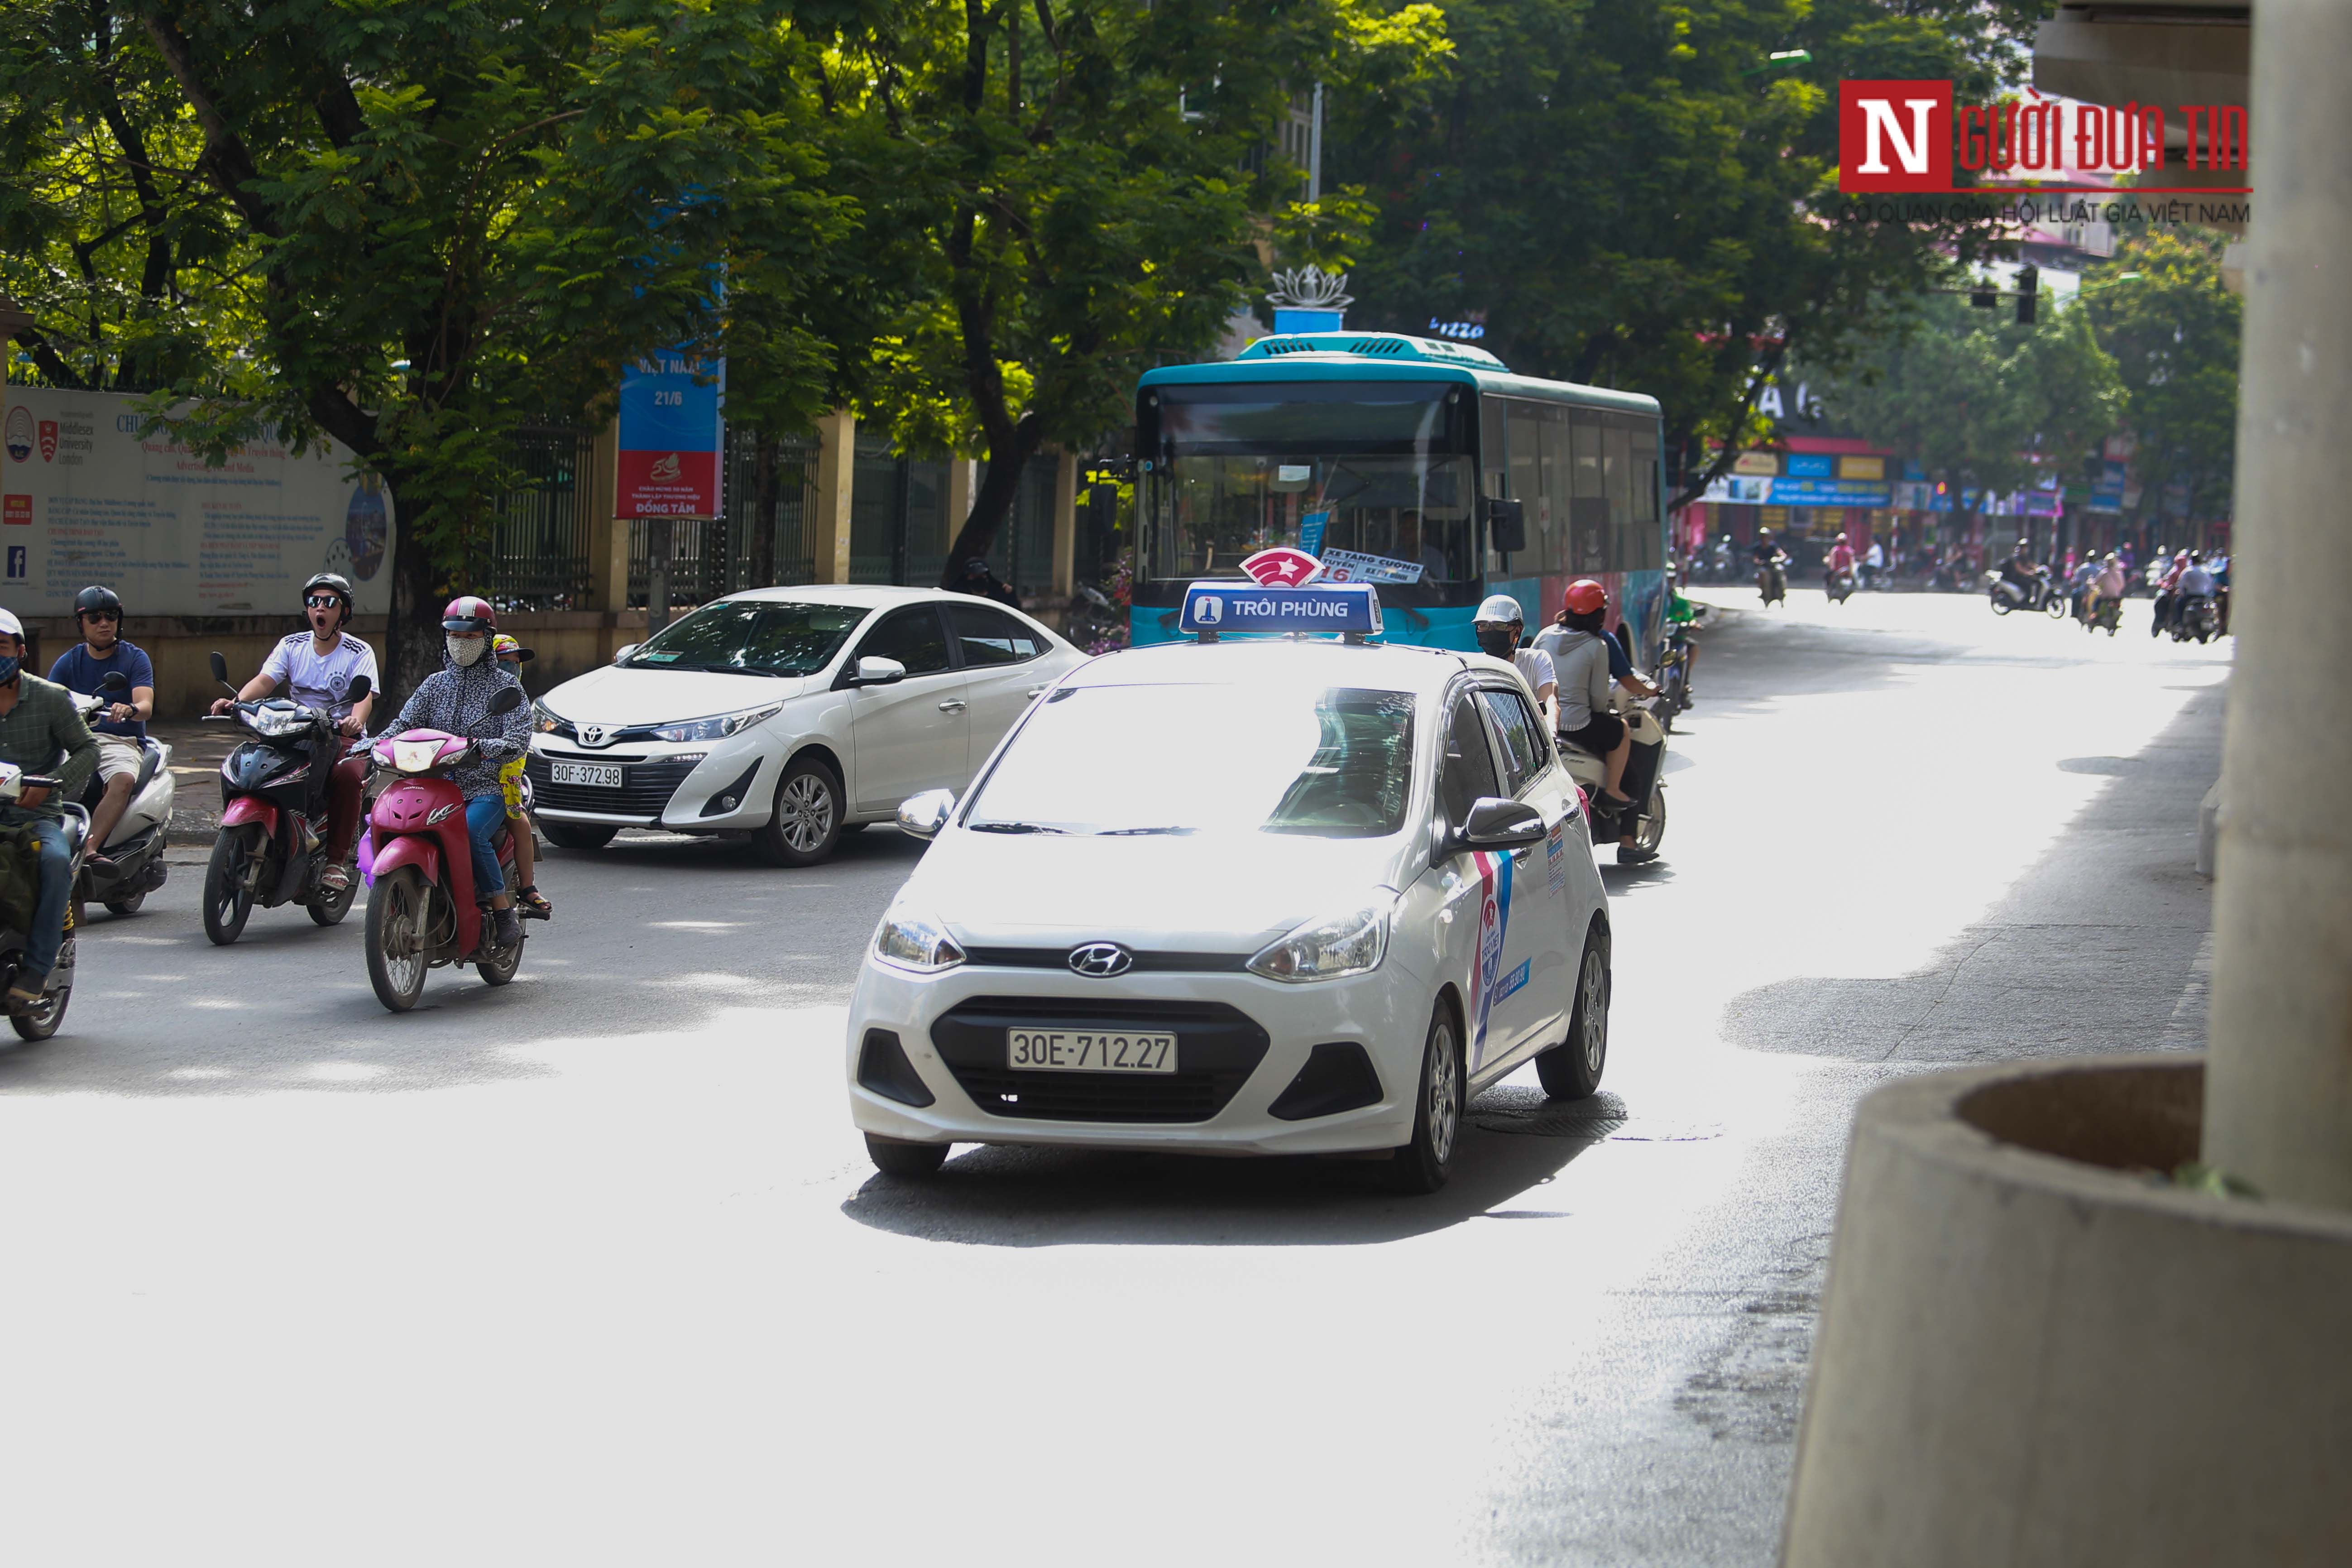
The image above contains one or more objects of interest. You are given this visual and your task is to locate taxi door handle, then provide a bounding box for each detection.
[937,699,967,714]
[1026,685,1049,699]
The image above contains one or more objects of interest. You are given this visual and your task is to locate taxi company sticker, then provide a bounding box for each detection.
[1495,960,1531,1006]
[1545,820,1567,893]
[1317,548,1424,585]
[1468,849,1515,1066]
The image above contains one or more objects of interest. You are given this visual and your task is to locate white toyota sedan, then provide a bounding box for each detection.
[526,587,1085,865]
[846,604,1614,1193]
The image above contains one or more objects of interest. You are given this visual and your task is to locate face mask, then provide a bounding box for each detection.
[0,657,18,683]
[1475,626,1519,660]
[448,636,488,667]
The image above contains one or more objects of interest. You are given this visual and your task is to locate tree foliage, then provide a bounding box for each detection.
[1326,0,2030,500]
[2084,230,2241,526]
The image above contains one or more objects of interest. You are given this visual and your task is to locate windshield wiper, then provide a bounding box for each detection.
[1095,826,1198,836]
[967,820,1069,834]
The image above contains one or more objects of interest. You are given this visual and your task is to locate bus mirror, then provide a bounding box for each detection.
[1485,498,1527,555]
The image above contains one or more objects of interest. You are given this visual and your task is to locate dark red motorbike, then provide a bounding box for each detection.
[362,686,527,1012]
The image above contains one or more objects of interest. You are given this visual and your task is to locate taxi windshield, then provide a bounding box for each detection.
[623,599,866,676]
[965,684,1418,839]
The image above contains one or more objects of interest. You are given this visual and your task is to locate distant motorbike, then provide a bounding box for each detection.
[1825,567,1856,605]
[1756,554,1788,607]
[66,671,176,916]
[200,652,370,945]
[1988,568,2066,617]
[2170,594,2218,644]
[361,686,529,1012]
[1654,621,1699,733]
[1557,694,1668,863]
[0,764,90,1041]
[2085,596,2123,636]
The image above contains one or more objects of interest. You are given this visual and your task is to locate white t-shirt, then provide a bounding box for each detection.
[1865,542,1885,568]
[261,631,379,720]
[1513,646,1557,696]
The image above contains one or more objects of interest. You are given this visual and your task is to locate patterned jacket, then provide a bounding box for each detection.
[387,652,530,801]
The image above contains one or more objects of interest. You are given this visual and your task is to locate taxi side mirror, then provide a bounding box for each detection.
[896,789,955,840]
[1458,796,1545,851]
[613,643,639,664]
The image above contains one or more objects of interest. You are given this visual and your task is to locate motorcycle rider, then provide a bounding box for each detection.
[492,634,551,920]
[1998,541,2042,608]
[1472,595,1557,728]
[385,597,532,950]
[2175,551,2218,632]
[2086,551,2126,624]
[1861,535,1886,590]
[211,572,377,889]
[0,608,99,1008]
[1749,529,1788,602]
[2150,549,2193,636]
[1825,532,1856,594]
[1537,580,1653,863]
[47,585,153,863]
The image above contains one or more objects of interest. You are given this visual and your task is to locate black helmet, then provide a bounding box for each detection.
[302,571,354,619]
[73,585,123,621]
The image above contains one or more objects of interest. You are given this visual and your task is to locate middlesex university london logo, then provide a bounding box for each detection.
[1839,80,2251,196]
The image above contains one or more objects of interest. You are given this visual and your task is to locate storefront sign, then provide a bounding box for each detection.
[1731,451,1780,476]
[1769,477,1895,508]
[0,387,394,615]
[1786,454,1835,479]
[1838,456,1886,481]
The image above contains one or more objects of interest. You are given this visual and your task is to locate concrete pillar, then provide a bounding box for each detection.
[2203,0,2352,1211]
[810,408,856,585]
[585,419,625,613]
[1050,448,1079,595]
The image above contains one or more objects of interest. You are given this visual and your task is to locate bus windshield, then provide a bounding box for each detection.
[1141,381,1478,605]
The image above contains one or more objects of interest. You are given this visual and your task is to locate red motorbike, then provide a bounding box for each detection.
[362,686,527,1012]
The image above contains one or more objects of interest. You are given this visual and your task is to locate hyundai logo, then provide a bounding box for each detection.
[1068,942,1134,978]
[577,724,607,748]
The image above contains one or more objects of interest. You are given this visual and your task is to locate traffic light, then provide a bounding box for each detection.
[1970,283,1998,309]
[2015,264,2038,325]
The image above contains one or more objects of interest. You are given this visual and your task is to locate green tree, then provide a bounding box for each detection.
[2084,231,2241,534]
[1,0,848,695]
[1326,0,2031,500]
[810,0,1449,584]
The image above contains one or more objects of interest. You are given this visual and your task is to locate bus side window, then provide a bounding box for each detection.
[1571,414,1608,574]
[1507,404,1540,566]
[1538,412,1572,576]
[1605,422,1634,571]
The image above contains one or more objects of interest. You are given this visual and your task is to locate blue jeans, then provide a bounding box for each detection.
[5,811,73,977]
[465,796,507,898]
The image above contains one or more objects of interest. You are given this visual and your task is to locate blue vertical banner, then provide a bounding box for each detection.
[618,351,724,518]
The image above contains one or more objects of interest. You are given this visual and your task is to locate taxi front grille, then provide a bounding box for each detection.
[931,997,1269,1124]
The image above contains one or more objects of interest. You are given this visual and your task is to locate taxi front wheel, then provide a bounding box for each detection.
[1386,1002,1463,1195]
[866,1132,949,1177]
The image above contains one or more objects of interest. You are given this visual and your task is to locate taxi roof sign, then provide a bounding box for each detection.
[1179,581,1383,642]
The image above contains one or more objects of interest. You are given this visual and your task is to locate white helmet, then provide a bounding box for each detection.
[1474,593,1524,626]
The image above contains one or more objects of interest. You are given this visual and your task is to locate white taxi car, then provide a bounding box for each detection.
[846,582,1612,1192]
[526,587,1084,866]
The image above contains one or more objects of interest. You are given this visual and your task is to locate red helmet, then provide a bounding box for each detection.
[441,595,497,635]
[1563,578,1608,615]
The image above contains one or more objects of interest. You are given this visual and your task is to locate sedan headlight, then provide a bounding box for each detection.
[873,912,966,974]
[1247,897,1394,983]
[531,699,565,735]
[652,704,784,743]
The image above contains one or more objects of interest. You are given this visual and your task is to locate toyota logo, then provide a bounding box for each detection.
[577,724,607,748]
[1068,942,1134,978]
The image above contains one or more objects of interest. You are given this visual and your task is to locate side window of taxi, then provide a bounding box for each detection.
[855,606,952,675]
[1477,687,1547,795]
[1439,692,1501,829]
[948,602,1044,666]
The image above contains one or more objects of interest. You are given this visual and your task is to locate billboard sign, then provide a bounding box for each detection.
[618,351,724,518]
[0,388,394,616]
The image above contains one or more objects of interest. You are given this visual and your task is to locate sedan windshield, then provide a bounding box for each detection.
[624,600,867,676]
[965,684,1418,839]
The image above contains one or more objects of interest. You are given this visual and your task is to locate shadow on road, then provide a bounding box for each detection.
[839,1090,1614,1247]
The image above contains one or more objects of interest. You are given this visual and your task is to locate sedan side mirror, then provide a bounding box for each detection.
[1458,796,1546,851]
[613,643,639,664]
[850,656,907,688]
[896,789,955,840]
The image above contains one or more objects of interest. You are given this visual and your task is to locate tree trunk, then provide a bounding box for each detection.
[939,410,1044,586]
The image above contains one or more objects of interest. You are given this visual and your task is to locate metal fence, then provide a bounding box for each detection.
[484,425,597,610]
[628,424,823,607]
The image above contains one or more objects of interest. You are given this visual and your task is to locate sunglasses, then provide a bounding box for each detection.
[306,595,344,609]
[79,610,120,623]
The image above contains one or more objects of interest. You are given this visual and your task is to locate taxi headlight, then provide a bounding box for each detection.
[873,912,966,974]
[653,704,784,743]
[1247,897,1393,983]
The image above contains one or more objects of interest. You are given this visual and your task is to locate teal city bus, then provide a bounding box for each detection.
[1132,332,1671,661]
